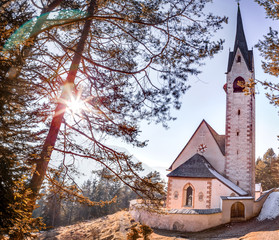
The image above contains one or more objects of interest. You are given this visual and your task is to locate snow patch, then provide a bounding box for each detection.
[257,192,279,221]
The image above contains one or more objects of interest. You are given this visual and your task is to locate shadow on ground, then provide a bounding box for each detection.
[152,216,279,240]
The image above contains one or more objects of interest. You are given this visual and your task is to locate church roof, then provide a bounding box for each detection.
[167,153,215,178]
[168,208,221,215]
[205,121,226,156]
[227,5,253,72]
[167,153,248,196]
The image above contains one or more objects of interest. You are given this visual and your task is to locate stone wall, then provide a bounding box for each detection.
[130,201,224,232]
[130,190,274,232]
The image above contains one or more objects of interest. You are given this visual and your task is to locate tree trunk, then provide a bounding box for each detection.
[29,0,96,204]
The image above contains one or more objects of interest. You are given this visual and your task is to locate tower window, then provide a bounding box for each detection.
[237,55,241,63]
[237,131,239,136]
[233,77,245,92]
[238,109,241,115]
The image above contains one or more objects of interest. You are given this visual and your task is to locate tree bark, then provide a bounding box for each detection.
[29,0,96,204]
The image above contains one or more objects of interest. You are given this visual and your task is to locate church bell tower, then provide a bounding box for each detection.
[224,5,255,196]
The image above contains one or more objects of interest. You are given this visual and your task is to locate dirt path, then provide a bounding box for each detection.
[152,216,279,239]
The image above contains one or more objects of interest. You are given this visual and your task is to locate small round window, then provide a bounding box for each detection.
[198,192,204,202]
[174,191,179,200]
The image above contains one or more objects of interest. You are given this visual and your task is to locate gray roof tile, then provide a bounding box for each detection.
[227,5,253,72]
[167,153,215,178]
[168,208,221,215]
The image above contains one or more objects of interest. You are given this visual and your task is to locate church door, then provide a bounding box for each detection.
[231,202,245,220]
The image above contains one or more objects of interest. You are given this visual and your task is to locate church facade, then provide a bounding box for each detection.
[166,4,255,211]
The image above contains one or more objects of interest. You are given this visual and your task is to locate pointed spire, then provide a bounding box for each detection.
[227,4,253,72]
[234,4,249,58]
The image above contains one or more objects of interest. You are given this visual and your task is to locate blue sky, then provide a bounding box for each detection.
[107,0,279,169]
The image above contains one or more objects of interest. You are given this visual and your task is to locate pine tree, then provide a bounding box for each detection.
[24,0,227,208]
[3,0,227,215]
[255,0,279,111]
[0,1,45,237]
[256,148,279,190]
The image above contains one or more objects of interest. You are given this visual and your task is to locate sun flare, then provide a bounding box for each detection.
[65,88,85,114]
[66,97,83,113]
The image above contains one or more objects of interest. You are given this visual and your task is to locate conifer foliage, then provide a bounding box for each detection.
[1,0,227,237]
[33,169,142,227]
[0,0,45,238]
[256,148,279,191]
[255,0,279,110]
[24,0,227,206]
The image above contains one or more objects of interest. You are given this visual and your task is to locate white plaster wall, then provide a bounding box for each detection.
[255,191,261,200]
[168,177,239,210]
[171,121,225,174]
[130,206,224,232]
[130,191,272,233]
[168,177,209,209]
[211,179,238,208]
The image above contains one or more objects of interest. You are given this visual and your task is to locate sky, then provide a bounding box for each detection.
[106,0,279,170]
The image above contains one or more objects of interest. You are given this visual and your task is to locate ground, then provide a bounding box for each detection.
[38,192,279,239]
[38,210,279,240]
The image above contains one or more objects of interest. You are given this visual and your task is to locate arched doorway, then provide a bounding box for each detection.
[231,202,245,220]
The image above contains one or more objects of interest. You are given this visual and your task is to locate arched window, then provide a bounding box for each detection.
[233,77,245,92]
[237,55,241,63]
[185,186,193,207]
[183,183,195,208]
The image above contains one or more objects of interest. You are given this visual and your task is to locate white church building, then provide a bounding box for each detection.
[130,5,274,232]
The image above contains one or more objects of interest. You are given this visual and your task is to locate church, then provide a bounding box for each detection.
[166,4,255,210]
[130,5,273,232]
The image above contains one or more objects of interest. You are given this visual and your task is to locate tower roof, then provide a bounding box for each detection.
[227,5,253,72]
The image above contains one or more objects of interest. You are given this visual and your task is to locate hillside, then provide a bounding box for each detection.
[38,210,279,240]
[37,192,279,239]
[38,211,180,240]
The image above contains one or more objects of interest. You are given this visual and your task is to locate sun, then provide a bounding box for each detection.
[65,89,84,114]
[67,97,83,114]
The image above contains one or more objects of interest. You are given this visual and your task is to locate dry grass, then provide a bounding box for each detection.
[37,211,279,240]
